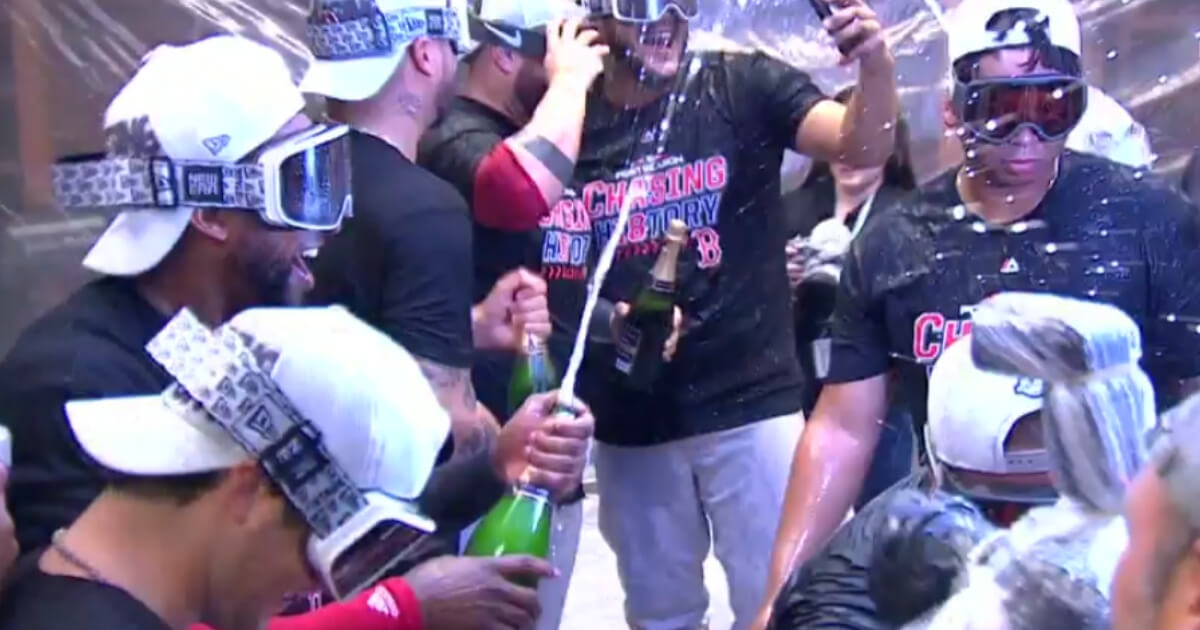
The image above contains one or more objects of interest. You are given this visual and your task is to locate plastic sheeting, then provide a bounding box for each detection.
[1,0,1199,349]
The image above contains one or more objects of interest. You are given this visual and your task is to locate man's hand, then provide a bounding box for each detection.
[493,391,593,502]
[406,555,556,630]
[473,268,550,352]
[0,468,16,582]
[611,302,684,362]
[544,18,609,90]
[818,0,890,70]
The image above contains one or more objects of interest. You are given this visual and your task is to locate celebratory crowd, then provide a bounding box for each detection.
[0,0,1198,629]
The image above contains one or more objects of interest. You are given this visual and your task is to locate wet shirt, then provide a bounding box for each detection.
[0,277,170,552]
[308,131,475,370]
[571,50,828,446]
[828,151,1200,432]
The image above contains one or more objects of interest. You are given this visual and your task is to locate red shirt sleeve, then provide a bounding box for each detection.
[190,578,423,630]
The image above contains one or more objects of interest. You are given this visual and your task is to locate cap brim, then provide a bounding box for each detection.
[299,52,408,102]
[82,207,193,277]
[66,395,245,477]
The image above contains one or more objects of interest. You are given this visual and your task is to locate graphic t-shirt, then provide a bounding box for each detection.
[571,50,828,445]
[828,151,1200,434]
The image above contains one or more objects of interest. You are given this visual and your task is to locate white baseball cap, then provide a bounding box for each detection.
[300,0,469,102]
[927,335,1046,476]
[64,305,450,501]
[946,0,1082,67]
[82,35,305,277]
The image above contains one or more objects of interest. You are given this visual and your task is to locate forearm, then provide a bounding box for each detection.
[838,55,899,168]
[418,447,506,530]
[504,78,591,204]
[764,416,878,601]
[416,358,498,458]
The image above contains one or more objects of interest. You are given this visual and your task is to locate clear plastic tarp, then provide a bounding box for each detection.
[1,0,1198,349]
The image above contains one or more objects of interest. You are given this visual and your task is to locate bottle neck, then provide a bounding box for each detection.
[649,236,684,287]
[522,330,547,357]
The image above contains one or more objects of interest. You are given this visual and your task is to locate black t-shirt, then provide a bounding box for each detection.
[828,151,1200,432]
[769,471,994,629]
[418,97,541,304]
[0,564,171,630]
[308,131,475,369]
[0,277,170,552]
[571,51,828,445]
[770,474,925,630]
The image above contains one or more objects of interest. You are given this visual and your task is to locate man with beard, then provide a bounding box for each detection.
[0,35,588,630]
[763,0,1200,626]
[418,3,607,628]
[0,35,347,555]
[566,1,898,628]
[1112,390,1200,630]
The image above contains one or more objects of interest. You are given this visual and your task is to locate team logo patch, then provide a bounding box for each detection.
[1014,377,1044,399]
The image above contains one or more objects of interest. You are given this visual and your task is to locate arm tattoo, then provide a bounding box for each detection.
[519,135,575,185]
[416,358,495,457]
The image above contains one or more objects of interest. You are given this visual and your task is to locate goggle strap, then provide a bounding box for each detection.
[52,156,267,212]
[147,308,367,538]
[308,6,460,61]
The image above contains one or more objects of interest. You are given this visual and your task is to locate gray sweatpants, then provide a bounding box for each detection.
[594,412,804,630]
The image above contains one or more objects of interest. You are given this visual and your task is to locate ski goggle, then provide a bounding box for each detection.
[586,0,698,22]
[953,75,1088,143]
[51,124,353,232]
[308,1,464,60]
[147,310,435,600]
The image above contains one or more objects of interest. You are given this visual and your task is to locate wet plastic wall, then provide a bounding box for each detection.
[0,0,1198,351]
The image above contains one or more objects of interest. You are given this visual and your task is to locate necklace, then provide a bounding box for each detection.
[50,529,111,585]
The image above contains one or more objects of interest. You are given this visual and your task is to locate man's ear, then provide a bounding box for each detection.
[220,461,270,527]
[489,44,520,74]
[189,208,232,243]
[409,37,443,78]
[943,95,962,133]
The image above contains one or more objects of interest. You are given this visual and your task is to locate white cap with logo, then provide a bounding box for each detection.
[81,35,304,277]
[946,0,1082,67]
[300,0,469,102]
[64,305,449,498]
[927,335,1046,476]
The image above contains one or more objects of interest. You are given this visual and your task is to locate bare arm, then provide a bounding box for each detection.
[794,1,898,168]
[416,358,500,459]
[501,19,607,206]
[763,375,889,610]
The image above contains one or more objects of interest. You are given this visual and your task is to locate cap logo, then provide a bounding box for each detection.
[105,116,162,158]
[985,7,1050,47]
[202,134,231,156]
[1014,377,1044,399]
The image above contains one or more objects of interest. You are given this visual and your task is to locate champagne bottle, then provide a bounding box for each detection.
[614,219,689,391]
[465,329,560,584]
[506,331,558,415]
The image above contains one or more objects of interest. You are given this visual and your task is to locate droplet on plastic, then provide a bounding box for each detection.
[966,149,978,159]
[882,121,894,131]
[1005,195,1016,204]
[1105,49,1119,60]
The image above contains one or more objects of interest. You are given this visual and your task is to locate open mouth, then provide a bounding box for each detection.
[639,26,678,50]
[292,249,317,288]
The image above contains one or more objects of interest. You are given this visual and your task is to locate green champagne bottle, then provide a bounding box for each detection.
[506,331,558,415]
[614,219,689,391]
[466,330,560,585]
